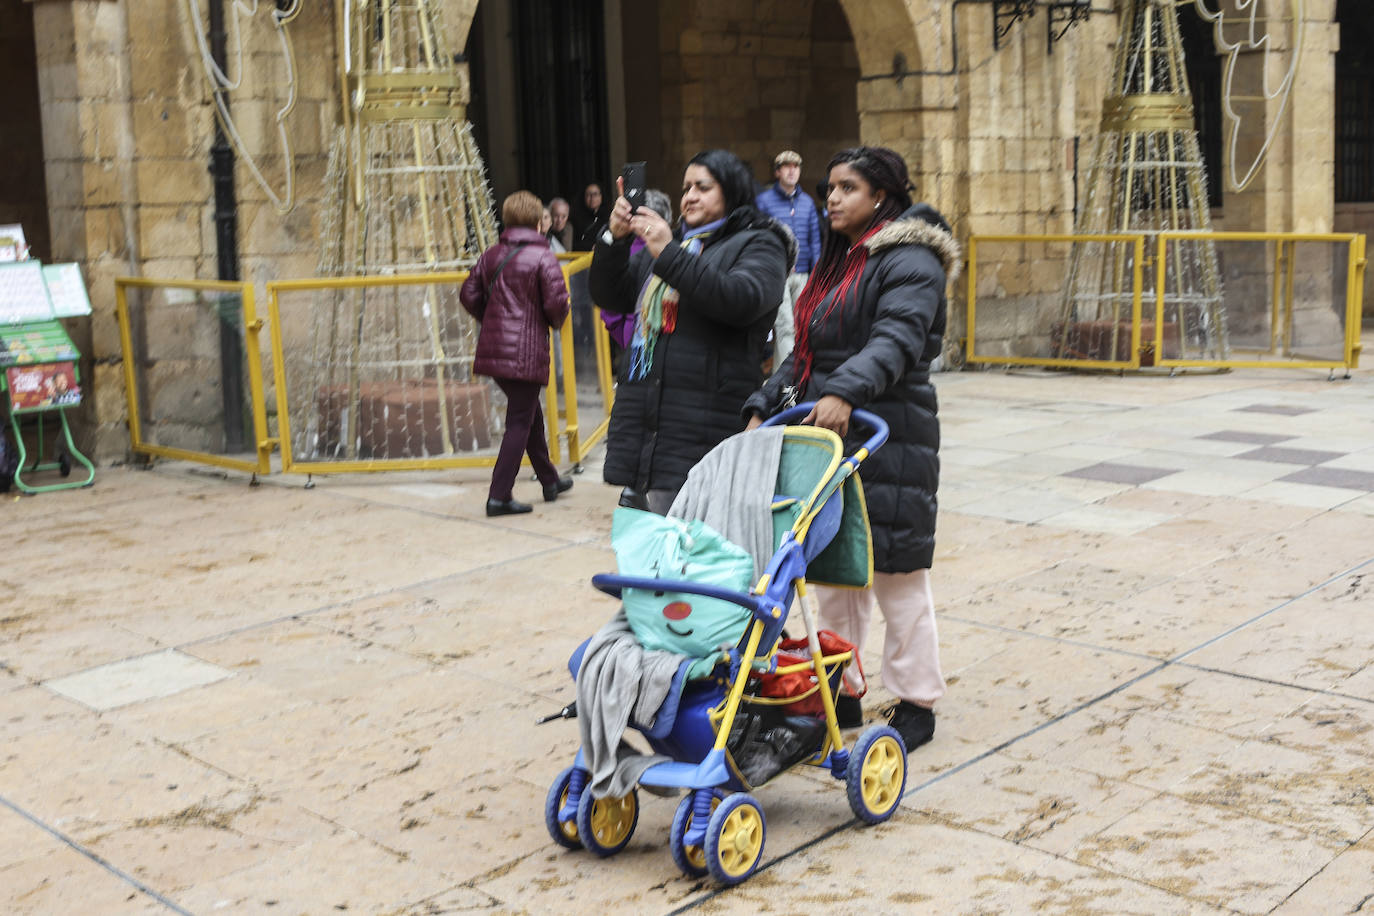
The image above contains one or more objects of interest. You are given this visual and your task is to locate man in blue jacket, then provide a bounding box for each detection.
[755,150,821,368]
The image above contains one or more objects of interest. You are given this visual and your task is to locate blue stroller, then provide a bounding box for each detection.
[544,405,906,885]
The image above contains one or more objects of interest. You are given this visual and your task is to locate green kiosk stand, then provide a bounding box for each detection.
[0,259,96,493]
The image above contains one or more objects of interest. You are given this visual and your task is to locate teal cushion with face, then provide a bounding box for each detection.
[611,508,755,660]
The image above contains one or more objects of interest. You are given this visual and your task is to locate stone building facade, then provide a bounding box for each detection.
[0,0,1362,462]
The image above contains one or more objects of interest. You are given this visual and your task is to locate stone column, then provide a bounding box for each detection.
[32,0,163,459]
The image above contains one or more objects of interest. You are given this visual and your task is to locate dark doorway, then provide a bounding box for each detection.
[0,0,51,260]
[1178,6,1223,208]
[465,0,611,205]
[1336,0,1374,202]
[512,0,611,202]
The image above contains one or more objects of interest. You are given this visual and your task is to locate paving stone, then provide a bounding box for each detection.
[1069,792,1345,914]
[1233,403,1320,416]
[1234,445,1347,465]
[41,650,232,711]
[1196,430,1295,445]
[1280,465,1374,491]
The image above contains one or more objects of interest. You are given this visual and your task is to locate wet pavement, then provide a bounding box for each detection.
[2,358,1373,914]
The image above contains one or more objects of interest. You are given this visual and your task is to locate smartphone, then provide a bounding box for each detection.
[621,161,647,213]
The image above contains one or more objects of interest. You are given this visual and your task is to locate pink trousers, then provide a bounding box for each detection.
[813,569,946,708]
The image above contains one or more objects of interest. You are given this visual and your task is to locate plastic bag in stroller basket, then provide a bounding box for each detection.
[611,508,756,660]
[752,630,864,716]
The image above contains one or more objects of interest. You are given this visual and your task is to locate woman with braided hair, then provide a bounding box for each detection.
[745,146,961,752]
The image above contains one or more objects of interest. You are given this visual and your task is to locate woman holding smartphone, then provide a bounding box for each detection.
[590,149,793,513]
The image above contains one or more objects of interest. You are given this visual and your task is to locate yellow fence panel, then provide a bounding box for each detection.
[966,232,1365,372]
[114,277,272,475]
[263,254,611,476]
[1153,232,1366,372]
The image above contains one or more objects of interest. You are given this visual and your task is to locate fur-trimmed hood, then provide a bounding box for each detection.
[863,203,962,283]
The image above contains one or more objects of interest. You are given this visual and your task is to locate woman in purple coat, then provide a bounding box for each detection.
[460,191,573,516]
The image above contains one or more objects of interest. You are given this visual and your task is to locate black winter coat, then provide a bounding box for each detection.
[746,203,961,573]
[590,206,794,494]
[460,227,569,383]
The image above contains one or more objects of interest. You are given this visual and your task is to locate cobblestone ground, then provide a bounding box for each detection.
[2,360,1373,914]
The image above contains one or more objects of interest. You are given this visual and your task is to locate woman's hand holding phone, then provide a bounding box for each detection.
[608,176,635,240]
[610,176,674,257]
[635,207,673,258]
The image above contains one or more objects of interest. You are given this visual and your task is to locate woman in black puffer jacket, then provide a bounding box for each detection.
[745,147,961,753]
[590,149,793,513]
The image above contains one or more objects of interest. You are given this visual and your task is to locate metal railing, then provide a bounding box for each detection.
[114,277,273,474]
[116,253,615,478]
[966,231,1366,372]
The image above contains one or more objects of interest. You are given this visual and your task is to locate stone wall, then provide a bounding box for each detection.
[30,0,337,459]
[657,0,860,194]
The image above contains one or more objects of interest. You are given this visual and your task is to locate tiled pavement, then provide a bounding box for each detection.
[2,358,1372,914]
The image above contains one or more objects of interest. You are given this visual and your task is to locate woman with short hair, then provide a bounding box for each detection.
[460,190,573,516]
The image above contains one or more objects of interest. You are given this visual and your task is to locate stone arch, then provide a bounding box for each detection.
[834,0,926,77]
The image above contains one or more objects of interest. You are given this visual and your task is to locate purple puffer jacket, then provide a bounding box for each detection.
[460,227,570,383]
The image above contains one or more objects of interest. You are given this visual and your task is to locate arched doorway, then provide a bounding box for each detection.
[0,0,51,261]
[463,0,863,206]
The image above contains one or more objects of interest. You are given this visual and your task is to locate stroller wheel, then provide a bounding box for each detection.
[575,785,639,857]
[669,788,726,877]
[846,725,907,824]
[544,766,585,849]
[704,792,766,885]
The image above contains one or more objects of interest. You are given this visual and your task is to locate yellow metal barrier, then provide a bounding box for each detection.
[966,231,1366,372]
[1151,232,1365,371]
[264,253,611,475]
[116,253,615,479]
[114,277,273,475]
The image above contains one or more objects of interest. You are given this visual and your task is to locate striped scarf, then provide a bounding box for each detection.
[791,220,889,393]
[626,218,725,381]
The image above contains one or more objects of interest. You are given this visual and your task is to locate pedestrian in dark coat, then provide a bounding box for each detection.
[460,190,573,516]
[590,148,794,513]
[745,146,961,753]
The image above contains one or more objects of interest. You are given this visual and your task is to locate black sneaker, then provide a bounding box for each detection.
[886,701,935,751]
[835,694,863,729]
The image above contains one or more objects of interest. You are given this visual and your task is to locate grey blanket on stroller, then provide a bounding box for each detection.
[669,426,786,580]
[577,610,680,798]
[578,428,786,799]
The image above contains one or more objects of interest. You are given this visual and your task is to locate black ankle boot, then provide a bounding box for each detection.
[542,476,574,502]
[618,487,649,511]
[835,694,863,729]
[886,701,935,751]
[486,497,532,517]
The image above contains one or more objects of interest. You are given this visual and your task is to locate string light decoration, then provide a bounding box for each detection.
[1056,0,1226,365]
[288,0,501,463]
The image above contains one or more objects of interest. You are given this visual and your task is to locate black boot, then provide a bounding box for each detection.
[618,487,649,511]
[835,694,864,729]
[886,701,935,751]
[542,476,574,502]
[486,498,533,517]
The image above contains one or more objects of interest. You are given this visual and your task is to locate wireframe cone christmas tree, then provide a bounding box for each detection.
[1057,0,1226,364]
[297,0,500,461]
